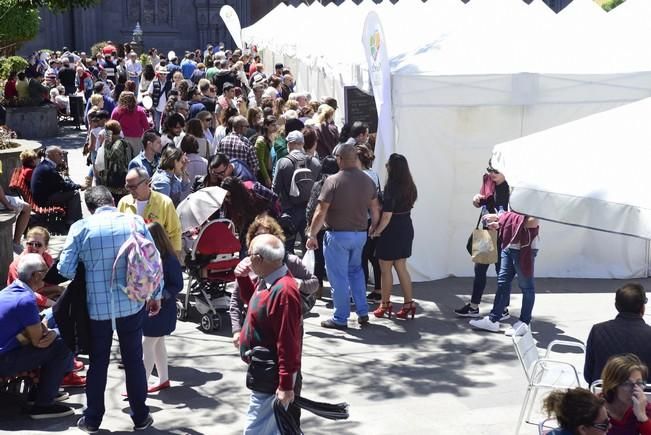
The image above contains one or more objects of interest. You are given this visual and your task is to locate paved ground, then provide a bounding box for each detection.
[2,126,650,434]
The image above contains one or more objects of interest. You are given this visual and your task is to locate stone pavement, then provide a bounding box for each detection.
[2,127,650,434]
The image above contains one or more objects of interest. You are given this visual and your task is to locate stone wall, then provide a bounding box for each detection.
[0,212,16,285]
[5,106,59,140]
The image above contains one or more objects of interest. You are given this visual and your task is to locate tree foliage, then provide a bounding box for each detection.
[0,0,100,47]
[601,0,626,11]
[0,0,40,45]
[13,0,101,11]
[0,56,29,79]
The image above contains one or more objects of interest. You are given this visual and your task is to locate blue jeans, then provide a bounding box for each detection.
[84,308,149,428]
[323,230,369,325]
[471,261,507,306]
[153,110,162,133]
[244,391,280,435]
[283,205,307,254]
[489,248,538,324]
[0,336,73,406]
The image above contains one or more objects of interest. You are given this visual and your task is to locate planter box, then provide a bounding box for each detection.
[5,105,59,139]
[0,139,41,190]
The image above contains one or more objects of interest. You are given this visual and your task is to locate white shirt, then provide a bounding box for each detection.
[126,60,142,78]
[136,199,148,216]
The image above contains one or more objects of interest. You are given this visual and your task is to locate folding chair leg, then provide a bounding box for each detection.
[525,387,540,425]
[515,386,532,435]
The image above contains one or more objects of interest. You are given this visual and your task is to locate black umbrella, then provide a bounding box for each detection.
[273,395,350,435]
[295,396,349,420]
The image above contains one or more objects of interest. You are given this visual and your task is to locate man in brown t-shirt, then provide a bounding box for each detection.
[306,144,380,329]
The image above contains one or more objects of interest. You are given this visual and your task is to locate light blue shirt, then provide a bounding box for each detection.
[151,169,191,207]
[58,206,161,323]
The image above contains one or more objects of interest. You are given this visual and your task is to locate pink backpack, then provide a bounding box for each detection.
[111,218,163,302]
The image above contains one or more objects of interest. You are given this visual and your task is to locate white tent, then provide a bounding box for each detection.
[492,97,651,241]
[241,0,651,281]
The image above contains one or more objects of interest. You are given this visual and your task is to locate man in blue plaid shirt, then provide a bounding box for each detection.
[216,115,260,175]
[58,186,161,433]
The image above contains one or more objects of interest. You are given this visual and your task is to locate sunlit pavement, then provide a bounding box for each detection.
[3,127,649,434]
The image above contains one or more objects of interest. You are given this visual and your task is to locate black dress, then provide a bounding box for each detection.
[375,186,414,261]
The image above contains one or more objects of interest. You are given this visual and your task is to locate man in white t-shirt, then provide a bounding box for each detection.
[0,165,31,254]
[116,168,182,255]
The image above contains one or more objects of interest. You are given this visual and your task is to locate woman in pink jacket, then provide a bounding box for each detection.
[111,91,150,157]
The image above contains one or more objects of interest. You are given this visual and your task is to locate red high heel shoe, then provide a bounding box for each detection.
[395,301,417,319]
[373,302,393,318]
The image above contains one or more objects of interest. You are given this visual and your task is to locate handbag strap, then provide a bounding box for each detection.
[474,211,483,230]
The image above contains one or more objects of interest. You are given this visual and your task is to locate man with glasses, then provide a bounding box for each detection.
[31,146,84,229]
[217,115,260,176]
[584,284,651,384]
[117,168,182,256]
[0,253,75,420]
[193,153,256,192]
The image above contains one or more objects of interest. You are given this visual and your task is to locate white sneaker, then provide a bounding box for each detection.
[505,321,528,337]
[469,316,500,333]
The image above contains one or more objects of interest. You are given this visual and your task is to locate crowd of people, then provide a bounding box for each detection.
[2,41,648,435]
[0,42,419,433]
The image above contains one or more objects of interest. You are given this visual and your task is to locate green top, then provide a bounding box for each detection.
[255,136,272,186]
[205,67,219,82]
[272,135,288,174]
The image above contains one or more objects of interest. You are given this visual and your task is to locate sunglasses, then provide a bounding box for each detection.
[125,179,146,190]
[621,380,647,389]
[486,167,500,174]
[591,419,610,431]
[210,167,228,176]
[26,241,44,248]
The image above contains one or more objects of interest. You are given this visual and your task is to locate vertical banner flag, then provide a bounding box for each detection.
[220,5,243,49]
[362,11,394,172]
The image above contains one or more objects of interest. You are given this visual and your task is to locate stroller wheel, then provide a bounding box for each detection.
[200,314,221,332]
[176,301,187,321]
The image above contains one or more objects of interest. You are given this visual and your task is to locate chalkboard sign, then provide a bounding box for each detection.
[344,86,378,133]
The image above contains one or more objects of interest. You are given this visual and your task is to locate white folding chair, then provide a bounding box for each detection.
[512,323,586,435]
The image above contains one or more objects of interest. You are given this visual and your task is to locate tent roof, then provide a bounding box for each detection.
[242,0,651,83]
[491,97,651,239]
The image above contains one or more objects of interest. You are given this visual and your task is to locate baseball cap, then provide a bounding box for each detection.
[286,130,304,144]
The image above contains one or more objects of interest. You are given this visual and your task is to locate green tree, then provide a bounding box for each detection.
[601,0,626,11]
[0,0,40,46]
[0,0,101,48]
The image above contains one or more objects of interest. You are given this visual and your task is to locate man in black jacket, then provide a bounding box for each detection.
[584,283,651,384]
[30,146,83,226]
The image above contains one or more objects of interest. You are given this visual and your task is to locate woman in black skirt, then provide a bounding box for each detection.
[371,153,418,319]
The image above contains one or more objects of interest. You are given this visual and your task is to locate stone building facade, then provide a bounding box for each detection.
[19,0,572,55]
[19,0,265,55]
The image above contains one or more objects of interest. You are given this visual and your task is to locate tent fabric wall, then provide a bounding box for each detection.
[242,0,651,281]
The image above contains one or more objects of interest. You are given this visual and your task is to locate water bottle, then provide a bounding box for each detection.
[498,206,505,217]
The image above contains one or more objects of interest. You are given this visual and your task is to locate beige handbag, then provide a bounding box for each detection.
[471,228,498,264]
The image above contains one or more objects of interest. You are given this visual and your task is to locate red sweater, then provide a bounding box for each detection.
[237,270,302,391]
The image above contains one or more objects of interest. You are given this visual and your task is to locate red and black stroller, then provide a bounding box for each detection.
[177,219,240,332]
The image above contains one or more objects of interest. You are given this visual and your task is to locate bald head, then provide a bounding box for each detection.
[46,146,64,164]
[336,143,358,168]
